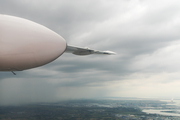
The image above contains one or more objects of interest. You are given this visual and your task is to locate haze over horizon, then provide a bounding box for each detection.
[1,0,180,105]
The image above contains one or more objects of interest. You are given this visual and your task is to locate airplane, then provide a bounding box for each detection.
[0,14,115,74]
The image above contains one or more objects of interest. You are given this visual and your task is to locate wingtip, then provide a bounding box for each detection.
[103,51,117,55]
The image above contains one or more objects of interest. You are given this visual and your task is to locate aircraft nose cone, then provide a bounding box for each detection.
[32,31,67,67]
[0,15,67,71]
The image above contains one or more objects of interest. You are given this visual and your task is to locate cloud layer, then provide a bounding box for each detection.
[1,0,180,105]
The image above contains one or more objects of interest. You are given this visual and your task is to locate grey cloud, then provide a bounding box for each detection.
[1,0,180,105]
[0,78,58,105]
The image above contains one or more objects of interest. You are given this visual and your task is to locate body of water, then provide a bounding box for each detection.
[142,100,180,116]
[142,109,180,117]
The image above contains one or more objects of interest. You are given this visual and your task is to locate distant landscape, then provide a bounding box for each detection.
[0,99,180,120]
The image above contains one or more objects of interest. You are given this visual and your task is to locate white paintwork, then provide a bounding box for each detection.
[0,15,67,71]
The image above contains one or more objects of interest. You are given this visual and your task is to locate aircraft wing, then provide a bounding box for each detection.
[65,45,116,55]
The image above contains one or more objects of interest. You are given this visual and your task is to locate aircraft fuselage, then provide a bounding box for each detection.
[0,15,67,71]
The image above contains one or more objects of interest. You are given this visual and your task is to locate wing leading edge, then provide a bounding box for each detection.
[65,45,116,55]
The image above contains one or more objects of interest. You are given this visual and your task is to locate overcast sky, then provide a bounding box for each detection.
[1,0,180,105]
